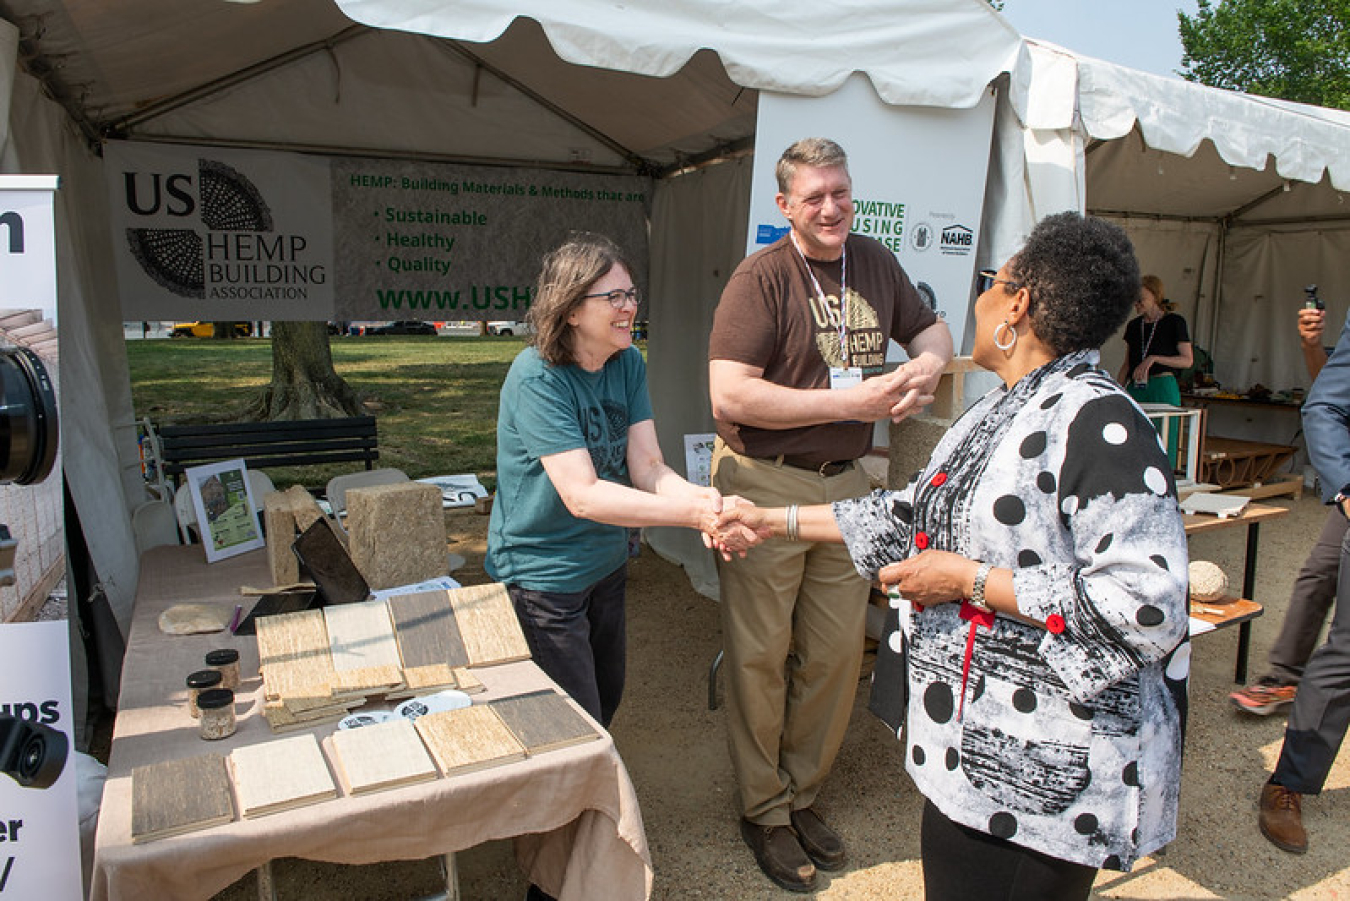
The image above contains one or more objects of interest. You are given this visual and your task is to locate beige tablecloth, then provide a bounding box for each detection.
[90,545,652,901]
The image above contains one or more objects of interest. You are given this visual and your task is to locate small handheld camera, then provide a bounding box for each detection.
[0,715,68,790]
[1304,285,1325,311]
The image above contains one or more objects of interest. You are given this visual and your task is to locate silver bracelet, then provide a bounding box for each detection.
[969,560,994,614]
[786,504,799,542]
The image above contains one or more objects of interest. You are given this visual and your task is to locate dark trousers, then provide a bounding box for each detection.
[1266,510,1346,684]
[921,800,1098,901]
[507,564,628,728]
[1272,518,1350,794]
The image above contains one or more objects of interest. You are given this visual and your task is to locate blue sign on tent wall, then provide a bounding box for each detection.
[756,224,789,245]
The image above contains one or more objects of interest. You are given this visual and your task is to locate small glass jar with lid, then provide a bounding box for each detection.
[205,648,241,690]
[186,669,223,718]
[196,688,236,740]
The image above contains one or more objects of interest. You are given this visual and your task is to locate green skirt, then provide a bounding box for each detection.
[1127,373,1181,465]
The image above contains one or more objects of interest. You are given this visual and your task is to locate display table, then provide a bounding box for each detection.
[90,545,652,901]
[1183,503,1289,683]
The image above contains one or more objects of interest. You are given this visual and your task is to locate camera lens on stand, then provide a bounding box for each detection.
[0,346,58,485]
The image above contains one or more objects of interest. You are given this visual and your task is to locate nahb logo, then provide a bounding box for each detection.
[939,224,974,256]
[120,159,326,300]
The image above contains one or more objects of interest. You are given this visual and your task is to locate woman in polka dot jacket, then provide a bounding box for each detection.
[718,212,1190,900]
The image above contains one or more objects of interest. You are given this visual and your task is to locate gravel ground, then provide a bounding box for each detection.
[215,492,1350,900]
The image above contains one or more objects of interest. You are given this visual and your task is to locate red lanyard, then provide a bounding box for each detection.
[957,602,995,720]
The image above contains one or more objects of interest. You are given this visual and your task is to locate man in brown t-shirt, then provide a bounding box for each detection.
[708,137,952,892]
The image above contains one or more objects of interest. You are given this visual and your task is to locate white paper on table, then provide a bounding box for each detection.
[371,575,462,599]
[417,474,489,508]
[1188,616,1217,636]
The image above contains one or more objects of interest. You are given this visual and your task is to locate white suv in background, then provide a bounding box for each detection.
[487,321,533,336]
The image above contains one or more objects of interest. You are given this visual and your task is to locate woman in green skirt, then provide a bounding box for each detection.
[1119,274,1193,460]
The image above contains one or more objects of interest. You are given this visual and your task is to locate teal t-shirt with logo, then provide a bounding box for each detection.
[486,345,654,592]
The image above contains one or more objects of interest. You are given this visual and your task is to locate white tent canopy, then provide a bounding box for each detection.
[4,0,1350,676]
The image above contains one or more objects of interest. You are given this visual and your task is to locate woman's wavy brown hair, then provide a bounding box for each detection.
[527,232,633,366]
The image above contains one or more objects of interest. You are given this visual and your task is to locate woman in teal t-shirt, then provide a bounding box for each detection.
[487,232,742,732]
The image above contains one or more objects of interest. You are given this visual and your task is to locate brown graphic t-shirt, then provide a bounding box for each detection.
[709,234,939,464]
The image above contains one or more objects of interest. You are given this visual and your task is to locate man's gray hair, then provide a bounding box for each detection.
[775,138,849,195]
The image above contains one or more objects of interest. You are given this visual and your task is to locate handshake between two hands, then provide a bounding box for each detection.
[691,492,771,561]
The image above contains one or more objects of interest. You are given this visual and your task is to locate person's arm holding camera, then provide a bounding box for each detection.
[1299,306,1329,381]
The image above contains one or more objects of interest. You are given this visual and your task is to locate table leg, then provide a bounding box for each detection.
[1234,522,1262,684]
[1242,523,1260,599]
[256,861,277,901]
[1236,621,1252,684]
[443,852,460,901]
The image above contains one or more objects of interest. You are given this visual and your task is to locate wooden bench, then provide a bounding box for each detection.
[157,417,379,488]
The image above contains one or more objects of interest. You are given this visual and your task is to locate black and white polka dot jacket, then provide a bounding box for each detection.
[835,349,1190,871]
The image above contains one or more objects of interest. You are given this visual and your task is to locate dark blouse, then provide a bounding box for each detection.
[1123,312,1190,376]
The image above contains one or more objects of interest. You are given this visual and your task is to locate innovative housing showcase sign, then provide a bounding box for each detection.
[105,141,650,321]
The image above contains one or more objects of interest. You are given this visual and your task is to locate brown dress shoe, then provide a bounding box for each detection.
[790,807,848,870]
[1259,782,1308,853]
[740,818,817,893]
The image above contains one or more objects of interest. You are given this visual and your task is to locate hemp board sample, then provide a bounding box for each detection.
[255,608,337,712]
[346,481,446,590]
[388,590,470,670]
[489,689,601,755]
[445,583,531,666]
[330,717,438,794]
[131,753,235,843]
[262,699,353,732]
[324,599,405,694]
[229,734,338,818]
[414,704,527,776]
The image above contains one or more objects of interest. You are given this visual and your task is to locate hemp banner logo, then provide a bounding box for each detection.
[121,157,327,302]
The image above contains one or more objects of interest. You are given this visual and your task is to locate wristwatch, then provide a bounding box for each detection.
[969,561,994,614]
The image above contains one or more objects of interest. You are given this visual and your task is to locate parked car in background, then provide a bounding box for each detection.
[367,320,438,336]
[487,321,533,336]
[170,321,252,338]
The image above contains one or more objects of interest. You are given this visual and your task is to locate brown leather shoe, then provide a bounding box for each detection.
[1259,782,1308,853]
[740,818,817,893]
[790,807,848,870]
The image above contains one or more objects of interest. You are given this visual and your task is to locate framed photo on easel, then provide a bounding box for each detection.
[183,458,264,563]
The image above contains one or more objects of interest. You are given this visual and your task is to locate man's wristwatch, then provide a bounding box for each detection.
[969,561,994,614]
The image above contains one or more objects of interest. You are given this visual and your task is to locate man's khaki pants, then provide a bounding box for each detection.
[713,440,871,826]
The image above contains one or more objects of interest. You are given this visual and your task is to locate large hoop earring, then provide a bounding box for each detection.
[993,320,1018,352]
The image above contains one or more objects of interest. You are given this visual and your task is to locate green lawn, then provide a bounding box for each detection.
[127,335,528,490]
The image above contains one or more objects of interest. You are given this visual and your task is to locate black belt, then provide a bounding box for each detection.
[777,455,855,477]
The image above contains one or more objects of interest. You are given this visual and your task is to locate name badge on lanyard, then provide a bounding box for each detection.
[791,233,858,389]
[829,366,863,390]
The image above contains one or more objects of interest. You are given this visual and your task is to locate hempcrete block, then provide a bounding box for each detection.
[346,482,446,590]
[264,485,329,586]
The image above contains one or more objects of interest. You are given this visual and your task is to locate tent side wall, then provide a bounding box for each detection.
[4,63,143,739]
[644,156,752,598]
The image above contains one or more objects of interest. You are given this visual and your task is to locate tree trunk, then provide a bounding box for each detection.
[211,321,236,339]
[245,321,365,420]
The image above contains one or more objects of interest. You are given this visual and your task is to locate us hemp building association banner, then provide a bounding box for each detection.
[105,141,650,322]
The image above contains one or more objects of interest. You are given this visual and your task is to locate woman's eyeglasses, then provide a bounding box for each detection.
[977,269,1022,294]
[584,287,642,308]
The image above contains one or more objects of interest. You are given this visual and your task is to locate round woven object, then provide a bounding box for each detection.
[1188,560,1229,602]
